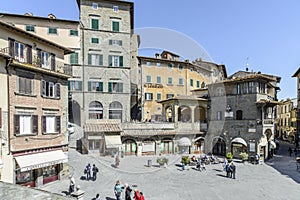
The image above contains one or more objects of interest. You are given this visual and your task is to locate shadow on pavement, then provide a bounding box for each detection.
[213,169,223,172]
[216,174,228,178]
[105,197,116,200]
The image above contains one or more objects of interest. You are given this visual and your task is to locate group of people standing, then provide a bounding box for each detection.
[224,159,236,179]
[114,180,145,200]
[84,163,99,181]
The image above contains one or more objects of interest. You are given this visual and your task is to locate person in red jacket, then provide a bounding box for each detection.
[133,189,141,200]
[140,192,145,200]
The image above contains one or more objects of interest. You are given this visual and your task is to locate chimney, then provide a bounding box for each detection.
[24,12,33,16]
[48,13,56,19]
[155,53,159,59]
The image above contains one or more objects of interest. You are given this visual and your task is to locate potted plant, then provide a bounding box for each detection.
[239,152,249,163]
[226,152,233,162]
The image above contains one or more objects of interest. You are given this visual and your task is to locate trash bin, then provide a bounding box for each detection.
[147,160,152,167]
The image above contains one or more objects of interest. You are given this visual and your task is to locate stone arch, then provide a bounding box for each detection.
[178,106,191,122]
[231,137,247,158]
[160,138,173,154]
[193,137,205,154]
[165,105,173,122]
[122,139,137,156]
[194,106,206,122]
[212,137,226,156]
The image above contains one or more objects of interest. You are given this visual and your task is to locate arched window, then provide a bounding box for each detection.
[89,101,103,119]
[236,110,243,120]
[109,101,122,121]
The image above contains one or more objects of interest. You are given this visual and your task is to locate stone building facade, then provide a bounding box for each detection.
[206,70,281,160]
[292,68,300,147]
[275,98,297,143]
[0,20,71,187]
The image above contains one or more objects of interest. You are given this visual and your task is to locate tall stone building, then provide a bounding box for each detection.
[292,68,300,147]
[206,70,281,160]
[0,20,71,187]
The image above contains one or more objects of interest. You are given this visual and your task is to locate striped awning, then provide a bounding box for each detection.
[84,123,122,132]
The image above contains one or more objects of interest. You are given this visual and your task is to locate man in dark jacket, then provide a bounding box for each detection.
[125,183,132,200]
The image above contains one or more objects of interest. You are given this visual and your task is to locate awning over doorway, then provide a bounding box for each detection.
[269,141,277,149]
[105,135,122,148]
[15,150,68,172]
[231,137,247,147]
[177,137,191,146]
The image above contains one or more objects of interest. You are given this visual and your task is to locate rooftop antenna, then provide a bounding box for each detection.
[245,57,249,72]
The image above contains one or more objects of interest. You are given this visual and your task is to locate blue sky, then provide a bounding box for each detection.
[1,0,299,100]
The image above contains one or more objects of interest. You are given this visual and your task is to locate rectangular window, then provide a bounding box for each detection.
[113,5,119,12]
[92,3,98,9]
[197,80,200,88]
[70,52,79,64]
[108,82,123,93]
[190,79,193,87]
[70,29,78,36]
[168,77,172,85]
[14,42,25,62]
[109,55,123,67]
[156,93,162,101]
[91,38,99,43]
[237,83,241,94]
[156,76,161,84]
[145,93,153,101]
[91,18,99,30]
[166,94,174,99]
[41,51,50,69]
[68,80,82,91]
[42,116,60,134]
[178,78,183,85]
[112,21,119,32]
[88,81,103,92]
[178,65,183,70]
[17,77,34,95]
[41,80,60,99]
[14,114,38,135]
[48,27,57,34]
[88,54,103,66]
[25,25,35,32]
[109,40,122,46]
[146,75,151,83]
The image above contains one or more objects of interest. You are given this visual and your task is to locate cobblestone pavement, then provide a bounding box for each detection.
[41,140,300,200]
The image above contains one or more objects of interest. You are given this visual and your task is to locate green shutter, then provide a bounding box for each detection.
[88,54,92,65]
[99,55,103,66]
[109,40,112,45]
[78,81,82,91]
[108,82,112,92]
[119,56,123,67]
[88,82,91,91]
[92,19,99,29]
[197,81,200,88]
[68,81,71,90]
[99,82,103,91]
[119,83,123,92]
[112,21,119,32]
[109,55,112,66]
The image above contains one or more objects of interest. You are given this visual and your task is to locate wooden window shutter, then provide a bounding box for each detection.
[14,115,20,135]
[119,83,123,92]
[108,82,112,92]
[99,82,103,92]
[88,54,92,65]
[41,80,46,97]
[8,38,15,57]
[99,55,103,66]
[119,56,123,67]
[88,81,91,91]
[109,40,112,45]
[108,55,112,66]
[26,45,32,64]
[51,54,56,70]
[36,48,41,66]
[55,83,60,98]
[42,116,46,133]
[32,115,38,134]
[55,116,61,133]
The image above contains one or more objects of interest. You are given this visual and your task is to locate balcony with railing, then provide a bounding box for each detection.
[0,47,72,76]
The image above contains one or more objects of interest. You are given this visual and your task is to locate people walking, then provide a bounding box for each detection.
[85,163,91,180]
[140,192,145,200]
[114,180,124,200]
[68,175,76,195]
[255,154,260,165]
[92,164,99,181]
[133,189,141,200]
[115,154,120,168]
[225,163,231,178]
[125,183,132,200]
[94,193,101,200]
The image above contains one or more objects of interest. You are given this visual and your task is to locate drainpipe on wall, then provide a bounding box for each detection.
[5,58,12,155]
